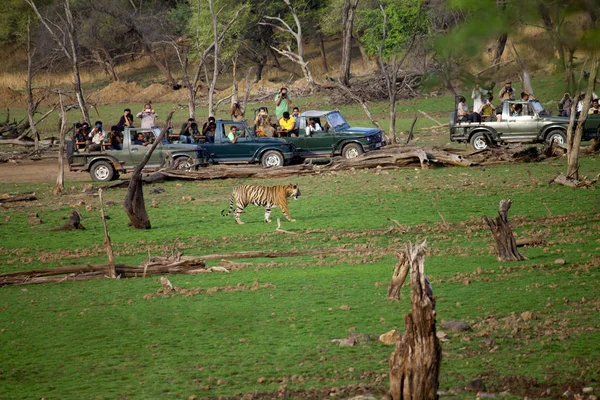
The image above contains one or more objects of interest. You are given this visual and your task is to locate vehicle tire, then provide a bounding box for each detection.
[342,143,364,160]
[90,160,115,182]
[470,132,489,151]
[546,130,566,145]
[174,156,195,171]
[261,150,284,167]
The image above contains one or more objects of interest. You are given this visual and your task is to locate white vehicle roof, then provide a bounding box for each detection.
[300,110,335,117]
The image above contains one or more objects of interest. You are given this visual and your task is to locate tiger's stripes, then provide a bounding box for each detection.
[221,184,301,224]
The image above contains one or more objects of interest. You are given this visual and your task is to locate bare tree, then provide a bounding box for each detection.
[260,0,316,88]
[339,0,360,86]
[566,52,599,180]
[25,17,41,151]
[378,5,417,144]
[171,1,246,118]
[53,92,68,196]
[26,0,89,123]
[491,0,508,66]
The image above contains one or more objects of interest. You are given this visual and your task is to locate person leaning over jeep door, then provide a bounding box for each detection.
[117,108,134,131]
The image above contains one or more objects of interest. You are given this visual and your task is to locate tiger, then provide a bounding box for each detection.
[221,184,301,224]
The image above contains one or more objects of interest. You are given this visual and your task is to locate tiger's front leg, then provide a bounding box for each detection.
[281,205,295,222]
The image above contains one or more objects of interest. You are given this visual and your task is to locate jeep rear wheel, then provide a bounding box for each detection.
[90,160,115,182]
[470,132,489,151]
[261,150,284,167]
[546,130,566,145]
[342,143,364,159]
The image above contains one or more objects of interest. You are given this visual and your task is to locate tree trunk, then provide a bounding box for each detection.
[99,189,116,278]
[207,0,220,117]
[144,42,176,87]
[565,47,576,92]
[538,2,566,71]
[123,112,174,229]
[511,42,534,94]
[567,51,599,179]
[491,33,507,66]
[484,199,526,262]
[188,82,196,120]
[387,250,410,300]
[354,34,371,66]
[388,240,441,400]
[254,54,267,82]
[319,32,328,73]
[53,93,67,195]
[64,1,89,124]
[26,17,39,151]
[339,0,359,86]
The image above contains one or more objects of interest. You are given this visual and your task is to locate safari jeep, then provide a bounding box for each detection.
[450,97,571,150]
[67,126,206,182]
[289,110,386,160]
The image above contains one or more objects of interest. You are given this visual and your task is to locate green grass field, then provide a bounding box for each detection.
[0,146,599,399]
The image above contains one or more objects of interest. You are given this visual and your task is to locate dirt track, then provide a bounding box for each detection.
[0,159,91,183]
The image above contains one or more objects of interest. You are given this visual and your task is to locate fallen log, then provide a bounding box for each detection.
[0,261,210,286]
[0,193,37,203]
[549,172,600,188]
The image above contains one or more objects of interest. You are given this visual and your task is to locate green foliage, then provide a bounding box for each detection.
[357,0,429,59]
[0,0,52,45]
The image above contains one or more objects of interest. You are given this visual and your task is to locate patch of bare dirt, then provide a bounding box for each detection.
[90,81,144,105]
[0,87,25,107]
[132,83,172,103]
[0,158,89,183]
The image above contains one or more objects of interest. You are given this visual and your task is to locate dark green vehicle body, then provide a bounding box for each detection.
[201,119,296,167]
[67,127,206,182]
[289,110,386,159]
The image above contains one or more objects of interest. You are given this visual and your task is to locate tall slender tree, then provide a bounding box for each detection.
[26,0,89,123]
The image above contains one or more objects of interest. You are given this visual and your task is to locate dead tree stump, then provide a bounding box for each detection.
[124,111,174,229]
[387,250,410,300]
[484,199,526,261]
[388,241,441,400]
[48,211,85,231]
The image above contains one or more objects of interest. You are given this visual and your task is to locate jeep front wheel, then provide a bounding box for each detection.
[546,130,566,145]
[90,160,116,182]
[342,143,364,159]
[470,132,489,151]
[261,150,284,167]
[174,156,195,171]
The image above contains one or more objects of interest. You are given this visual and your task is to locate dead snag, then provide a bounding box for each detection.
[484,199,526,261]
[387,250,410,300]
[48,211,85,231]
[124,111,175,229]
[99,189,116,278]
[389,240,441,400]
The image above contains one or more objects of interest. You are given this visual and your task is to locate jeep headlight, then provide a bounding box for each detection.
[366,135,373,143]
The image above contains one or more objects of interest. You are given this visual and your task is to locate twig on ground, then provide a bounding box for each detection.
[276,218,297,234]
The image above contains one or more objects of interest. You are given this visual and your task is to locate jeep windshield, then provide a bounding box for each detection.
[530,100,548,116]
[327,111,350,131]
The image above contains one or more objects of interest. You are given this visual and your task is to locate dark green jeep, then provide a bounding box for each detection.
[287,110,386,160]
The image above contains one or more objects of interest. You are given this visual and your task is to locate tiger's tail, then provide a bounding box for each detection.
[221,193,235,217]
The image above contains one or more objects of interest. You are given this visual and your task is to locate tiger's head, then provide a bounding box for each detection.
[286,184,301,200]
